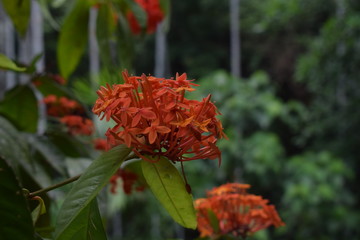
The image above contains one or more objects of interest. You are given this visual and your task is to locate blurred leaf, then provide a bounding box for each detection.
[30,196,47,225]
[37,0,60,29]
[96,3,117,67]
[32,75,71,97]
[0,156,35,240]
[47,131,92,158]
[57,0,91,79]
[159,0,171,15]
[72,79,97,105]
[116,12,135,70]
[24,53,44,74]
[0,116,32,172]
[1,0,30,36]
[24,134,67,176]
[57,199,107,240]
[54,145,131,240]
[141,157,197,229]
[207,209,219,234]
[0,53,26,72]
[0,85,38,132]
[65,157,92,177]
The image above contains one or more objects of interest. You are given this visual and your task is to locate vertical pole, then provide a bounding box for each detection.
[229,0,241,78]
[154,21,167,77]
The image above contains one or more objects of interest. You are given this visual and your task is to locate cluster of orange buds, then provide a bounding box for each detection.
[43,95,82,117]
[127,0,164,34]
[60,115,93,136]
[109,168,145,195]
[43,95,93,136]
[93,71,226,163]
[195,183,285,239]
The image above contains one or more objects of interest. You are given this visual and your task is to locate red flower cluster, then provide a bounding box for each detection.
[60,115,93,136]
[43,95,82,117]
[93,71,226,163]
[43,94,93,136]
[195,183,285,239]
[127,0,164,34]
[109,168,145,195]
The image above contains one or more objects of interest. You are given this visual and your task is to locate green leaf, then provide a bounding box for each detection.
[141,157,197,229]
[54,145,131,240]
[0,53,26,72]
[57,0,91,79]
[0,156,35,240]
[0,116,32,172]
[96,3,117,67]
[59,199,107,240]
[31,196,47,225]
[23,134,67,176]
[1,0,30,36]
[0,85,38,132]
[207,209,219,234]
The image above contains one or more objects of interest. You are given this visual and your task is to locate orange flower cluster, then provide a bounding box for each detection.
[43,95,82,117]
[93,71,226,163]
[195,183,285,239]
[127,0,164,34]
[110,168,145,195]
[60,116,93,136]
[43,94,93,136]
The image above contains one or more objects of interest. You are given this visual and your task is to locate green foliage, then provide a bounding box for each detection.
[142,156,197,229]
[58,199,107,240]
[0,53,26,72]
[57,0,91,79]
[54,145,131,239]
[295,13,360,159]
[0,85,38,133]
[281,151,358,239]
[1,0,30,36]
[0,157,35,240]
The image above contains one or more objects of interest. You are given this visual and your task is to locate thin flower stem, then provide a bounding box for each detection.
[28,174,81,198]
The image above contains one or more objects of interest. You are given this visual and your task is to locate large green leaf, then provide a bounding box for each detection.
[141,157,197,229]
[57,0,91,79]
[54,145,131,240]
[1,0,30,36]
[0,53,26,72]
[0,85,38,133]
[59,199,107,240]
[0,157,35,240]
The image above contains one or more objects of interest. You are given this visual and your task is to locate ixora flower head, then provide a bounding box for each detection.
[93,71,226,164]
[195,183,285,239]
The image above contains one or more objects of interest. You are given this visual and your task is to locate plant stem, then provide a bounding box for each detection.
[28,174,81,198]
[27,152,138,198]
